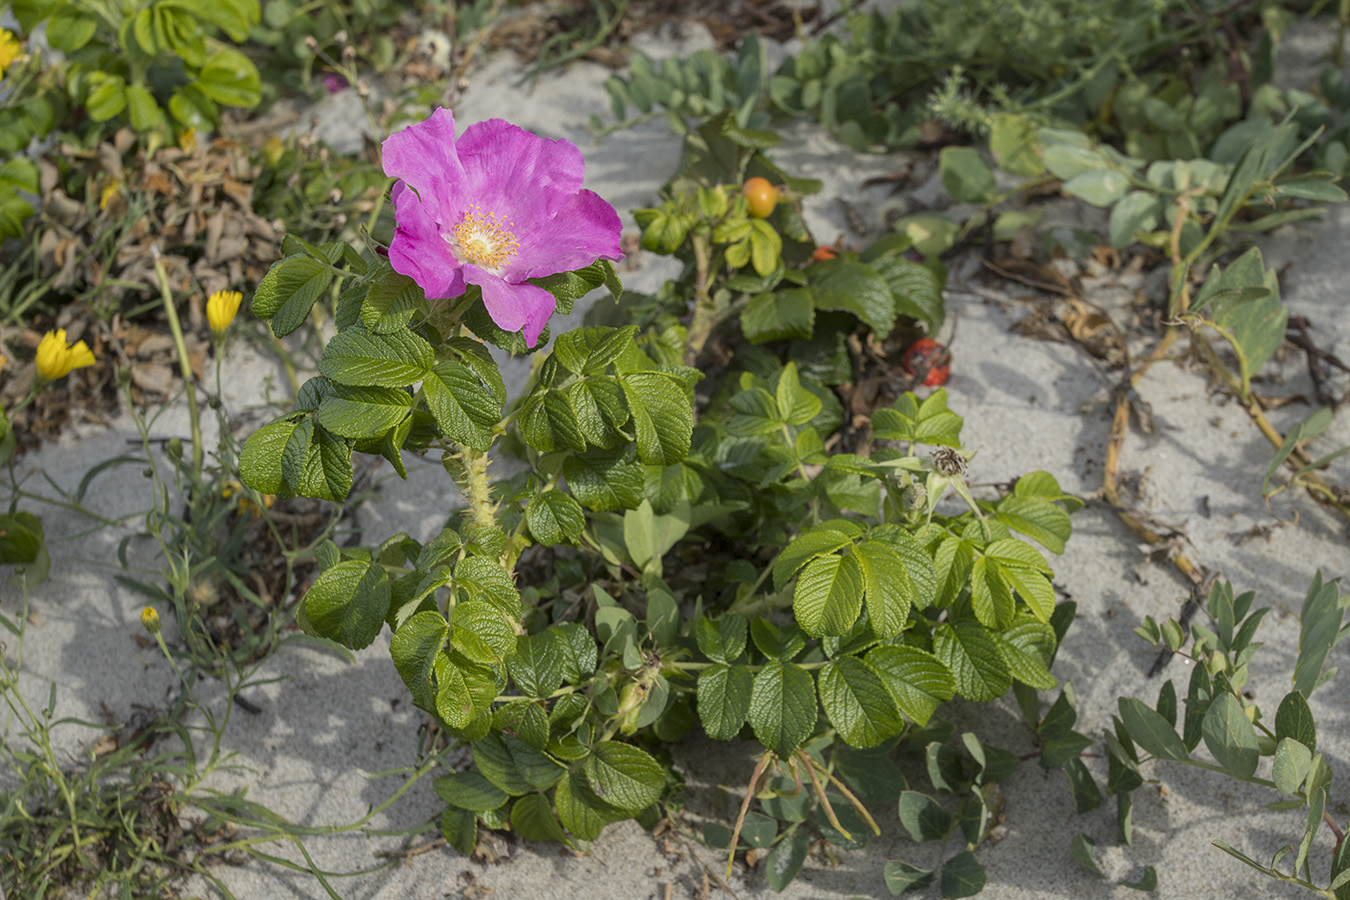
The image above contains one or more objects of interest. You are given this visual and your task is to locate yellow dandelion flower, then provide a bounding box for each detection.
[141,606,161,634]
[0,30,21,78]
[34,329,96,383]
[206,290,243,340]
[99,179,123,210]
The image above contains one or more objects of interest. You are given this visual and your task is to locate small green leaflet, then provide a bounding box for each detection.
[748,660,817,759]
[525,490,586,545]
[865,645,955,726]
[1118,697,1189,761]
[389,610,448,711]
[238,418,297,494]
[318,328,432,387]
[253,255,333,337]
[423,358,502,451]
[697,663,753,740]
[1200,693,1258,778]
[818,656,901,748]
[934,621,1012,702]
[281,419,353,501]
[793,552,864,637]
[298,558,390,650]
[583,741,665,812]
[772,521,860,590]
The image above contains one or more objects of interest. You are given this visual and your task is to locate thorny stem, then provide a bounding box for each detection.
[451,443,499,536]
[684,235,717,366]
[152,253,204,474]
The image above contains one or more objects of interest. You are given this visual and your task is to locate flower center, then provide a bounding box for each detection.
[448,205,520,271]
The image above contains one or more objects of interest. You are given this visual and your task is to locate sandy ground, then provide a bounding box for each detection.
[4,16,1350,900]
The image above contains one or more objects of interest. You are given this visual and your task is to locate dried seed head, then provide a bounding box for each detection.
[932,446,967,478]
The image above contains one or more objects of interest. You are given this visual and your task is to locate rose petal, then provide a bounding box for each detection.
[381,107,471,221]
[389,182,465,299]
[463,265,556,348]
[454,120,587,230]
[504,188,624,280]
[458,118,585,195]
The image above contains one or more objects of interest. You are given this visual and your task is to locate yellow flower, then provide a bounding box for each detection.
[99,178,123,210]
[141,606,161,634]
[34,329,96,382]
[0,30,21,78]
[178,127,197,154]
[206,289,243,340]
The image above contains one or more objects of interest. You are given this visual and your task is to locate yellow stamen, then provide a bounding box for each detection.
[449,204,519,271]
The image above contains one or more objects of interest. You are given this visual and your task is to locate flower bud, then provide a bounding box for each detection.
[141,606,161,634]
[166,437,183,461]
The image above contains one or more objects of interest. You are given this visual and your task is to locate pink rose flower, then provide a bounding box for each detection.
[382,108,623,347]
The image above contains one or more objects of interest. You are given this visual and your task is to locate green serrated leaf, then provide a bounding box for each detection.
[319,328,432,387]
[475,732,564,795]
[299,559,390,650]
[281,420,353,501]
[773,523,858,590]
[748,660,817,759]
[526,490,586,545]
[238,418,297,494]
[741,289,815,343]
[509,631,566,699]
[450,600,516,666]
[253,257,332,338]
[434,770,508,812]
[390,610,448,710]
[866,645,954,726]
[317,384,412,440]
[793,551,864,637]
[808,259,896,334]
[454,557,521,619]
[934,621,1011,702]
[818,656,901,748]
[556,770,623,841]
[621,371,694,466]
[564,450,644,512]
[853,540,913,637]
[694,614,748,663]
[584,742,665,812]
[697,663,753,740]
